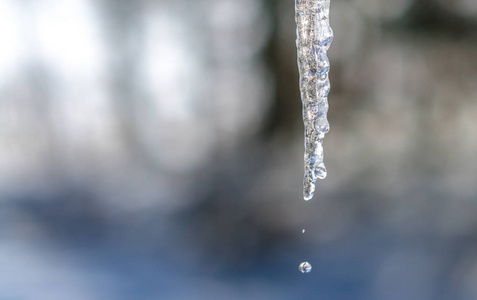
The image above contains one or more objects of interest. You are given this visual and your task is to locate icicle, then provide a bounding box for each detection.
[295,0,333,200]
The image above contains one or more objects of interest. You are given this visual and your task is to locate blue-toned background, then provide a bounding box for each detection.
[1,0,477,299]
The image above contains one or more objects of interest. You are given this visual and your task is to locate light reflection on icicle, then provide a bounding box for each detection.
[295,0,333,200]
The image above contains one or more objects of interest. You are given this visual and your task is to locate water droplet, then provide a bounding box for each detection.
[313,163,327,179]
[303,183,315,201]
[302,229,306,233]
[299,261,312,273]
[315,118,330,135]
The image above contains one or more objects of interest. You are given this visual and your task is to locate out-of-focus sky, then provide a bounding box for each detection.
[1,0,477,299]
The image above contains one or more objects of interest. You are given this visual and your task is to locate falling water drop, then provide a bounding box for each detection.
[295,0,333,200]
[299,261,312,273]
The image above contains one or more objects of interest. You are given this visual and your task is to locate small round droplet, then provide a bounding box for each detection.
[313,164,327,179]
[299,261,312,273]
[302,229,306,233]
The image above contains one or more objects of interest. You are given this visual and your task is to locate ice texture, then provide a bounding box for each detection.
[295,0,333,200]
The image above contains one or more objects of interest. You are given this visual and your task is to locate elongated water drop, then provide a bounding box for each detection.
[299,261,312,273]
[295,0,333,200]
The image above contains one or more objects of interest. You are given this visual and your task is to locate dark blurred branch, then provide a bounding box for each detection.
[389,0,477,40]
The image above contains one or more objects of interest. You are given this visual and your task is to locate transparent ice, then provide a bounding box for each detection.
[299,261,312,273]
[295,0,333,200]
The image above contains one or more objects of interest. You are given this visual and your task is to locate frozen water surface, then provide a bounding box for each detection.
[295,0,333,200]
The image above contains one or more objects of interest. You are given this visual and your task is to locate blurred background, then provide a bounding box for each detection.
[1,0,477,299]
